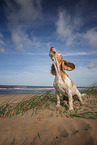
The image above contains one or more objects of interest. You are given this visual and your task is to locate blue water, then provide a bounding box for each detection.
[0,85,85,95]
[0,86,55,95]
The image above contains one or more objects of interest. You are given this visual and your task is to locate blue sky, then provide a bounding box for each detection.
[0,0,97,87]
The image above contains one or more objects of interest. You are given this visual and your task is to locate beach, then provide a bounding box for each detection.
[0,93,97,145]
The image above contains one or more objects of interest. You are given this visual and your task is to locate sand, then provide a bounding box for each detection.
[0,94,97,145]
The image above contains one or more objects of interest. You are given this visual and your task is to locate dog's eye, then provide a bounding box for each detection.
[64,62,66,65]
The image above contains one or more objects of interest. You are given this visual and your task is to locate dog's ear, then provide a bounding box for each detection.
[50,64,56,75]
[62,59,75,71]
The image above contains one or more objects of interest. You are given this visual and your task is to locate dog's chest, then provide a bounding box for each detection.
[53,75,70,95]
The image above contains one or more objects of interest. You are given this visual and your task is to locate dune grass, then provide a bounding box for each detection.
[0,91,56,117]
[0,83,97,119]
[83,82,97,95]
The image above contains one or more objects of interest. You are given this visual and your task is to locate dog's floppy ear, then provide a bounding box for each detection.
[62,59,75,71]
[50,64,56,75]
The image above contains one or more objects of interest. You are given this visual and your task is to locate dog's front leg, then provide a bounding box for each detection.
[75,89,84,105]
[56,94,60,107]
[68,91,74,110]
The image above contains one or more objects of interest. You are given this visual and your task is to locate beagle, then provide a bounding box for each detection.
[49,47,83,110]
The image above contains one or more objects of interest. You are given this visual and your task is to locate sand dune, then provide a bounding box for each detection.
[0,94,97,145]
[0,109,97,145]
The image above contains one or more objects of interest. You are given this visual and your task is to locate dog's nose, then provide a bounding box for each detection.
[50,47,56,53]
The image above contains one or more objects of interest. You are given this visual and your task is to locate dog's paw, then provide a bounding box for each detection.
[80,101,84,105]
[69,108,74,111]
[68,108,74,114]
[56,104,60,108]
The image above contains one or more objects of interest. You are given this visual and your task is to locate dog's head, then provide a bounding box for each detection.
[49,47,75,75]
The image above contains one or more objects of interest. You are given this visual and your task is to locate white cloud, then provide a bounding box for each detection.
[5,0,51,53]
[63,51,97,56]
[83,27,97,50]
[0,33,3,39]
[82,27,97,69]
[0,40,5,45]
[55,9,97,51]
[17,0,42,21]
[0,33,5,46]
[88,59,97,69]
[0,48,5,53]
[0,33,5,53]
[11,26,33,52]
[5,0,43,52]
[55,10,82,46]
[6,0,42,24]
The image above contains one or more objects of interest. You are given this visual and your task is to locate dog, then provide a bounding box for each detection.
[49,47,83,110]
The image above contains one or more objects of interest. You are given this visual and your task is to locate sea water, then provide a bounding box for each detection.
[0,85,86,95]
[0,85,55,95]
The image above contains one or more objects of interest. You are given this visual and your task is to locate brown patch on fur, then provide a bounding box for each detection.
[71,79,75,87]
[50,64,56,75]
[62,59,75,71]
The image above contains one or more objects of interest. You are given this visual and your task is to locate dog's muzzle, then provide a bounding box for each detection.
[49,47,56,58]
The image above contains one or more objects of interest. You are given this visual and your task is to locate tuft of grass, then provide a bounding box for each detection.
[84,82,97,95]
[0,90,57,117]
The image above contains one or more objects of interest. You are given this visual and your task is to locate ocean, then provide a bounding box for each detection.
[0,85,55,95]
[0,85,86,95]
